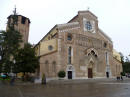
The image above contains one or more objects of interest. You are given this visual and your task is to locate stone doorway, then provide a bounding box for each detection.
[106,72,109,78]
[88,59,94,78]
[68,71,72,79]
[88,68,93,78]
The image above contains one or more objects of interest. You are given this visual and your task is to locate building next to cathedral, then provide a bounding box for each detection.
[6,8,30,47]
[35,10,122,80]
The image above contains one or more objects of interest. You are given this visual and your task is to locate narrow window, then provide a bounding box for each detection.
[52,61,56,73]
[105,52,109,65]
[67,34,72,41]
[45,60,49,73]
[21,16,26,24]
[68,47,71,64]
[104,42,107,48]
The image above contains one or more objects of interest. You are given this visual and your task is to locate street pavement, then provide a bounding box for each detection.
[0,78,130,97]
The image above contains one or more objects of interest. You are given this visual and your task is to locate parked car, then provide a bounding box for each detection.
[1,73,9,79]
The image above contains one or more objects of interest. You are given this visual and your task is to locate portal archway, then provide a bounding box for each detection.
[85,48,98,57]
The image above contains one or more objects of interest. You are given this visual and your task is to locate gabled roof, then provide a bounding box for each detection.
[34,25,58,48]
[68,10,98,23]
[40,25,57,41]
[98,29,112,44]
[68,15,78,23]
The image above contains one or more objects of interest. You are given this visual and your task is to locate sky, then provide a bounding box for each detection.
[0,0,130,58]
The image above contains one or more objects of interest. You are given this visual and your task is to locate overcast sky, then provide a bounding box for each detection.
[0,0,130,58]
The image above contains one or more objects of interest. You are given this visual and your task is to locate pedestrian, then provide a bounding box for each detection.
[125,73,128,78]
[116,76,120,80]
[41,73,46,85]
[10,75,15,85]
[120,75,123,81]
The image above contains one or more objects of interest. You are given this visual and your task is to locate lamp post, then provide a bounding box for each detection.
[10,60,16,76]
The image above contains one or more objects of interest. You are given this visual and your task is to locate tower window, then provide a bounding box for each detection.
[21,17,26,24]
[8,18,11,25]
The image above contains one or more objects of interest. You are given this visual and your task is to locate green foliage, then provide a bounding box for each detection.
[123,62,130,73]
[58,70,66,78]
[0,15,22,73]
[125,57,130,62]
[121,72,125,76]
[15,43,39,74]
[0,28,22,73]
[0,76,10,81]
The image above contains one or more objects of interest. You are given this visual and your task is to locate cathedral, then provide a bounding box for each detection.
[34,10,122,80]
[0,5,122,83]
[6,8,122,80]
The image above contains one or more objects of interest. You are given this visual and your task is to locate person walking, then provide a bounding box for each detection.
[41,73,46,85]
[10,74,15,85]
[120,75,123,81]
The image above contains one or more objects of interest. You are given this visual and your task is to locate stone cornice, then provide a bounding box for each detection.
[57,22,80,32]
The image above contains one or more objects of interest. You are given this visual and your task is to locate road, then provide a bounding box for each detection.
[0,78,130,97]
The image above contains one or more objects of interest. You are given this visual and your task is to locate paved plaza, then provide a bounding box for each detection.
[0,78,130,97]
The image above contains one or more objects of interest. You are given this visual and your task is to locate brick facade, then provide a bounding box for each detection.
[35,10,122,80]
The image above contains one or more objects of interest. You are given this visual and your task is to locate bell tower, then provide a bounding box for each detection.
[6,7,30,47]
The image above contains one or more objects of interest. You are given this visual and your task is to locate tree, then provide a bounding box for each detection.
[0,64,2,73]
[125,56,130,62]
[123,62,130,73]
[0,31,4,73]
[0,15,22,73]
[15,43,39,75]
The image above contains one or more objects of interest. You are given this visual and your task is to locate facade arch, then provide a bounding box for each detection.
[85,48,98,57]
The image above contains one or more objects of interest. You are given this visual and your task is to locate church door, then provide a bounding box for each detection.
[106,72,109,78]
[88,68,93,78]
[68,71,72,79]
